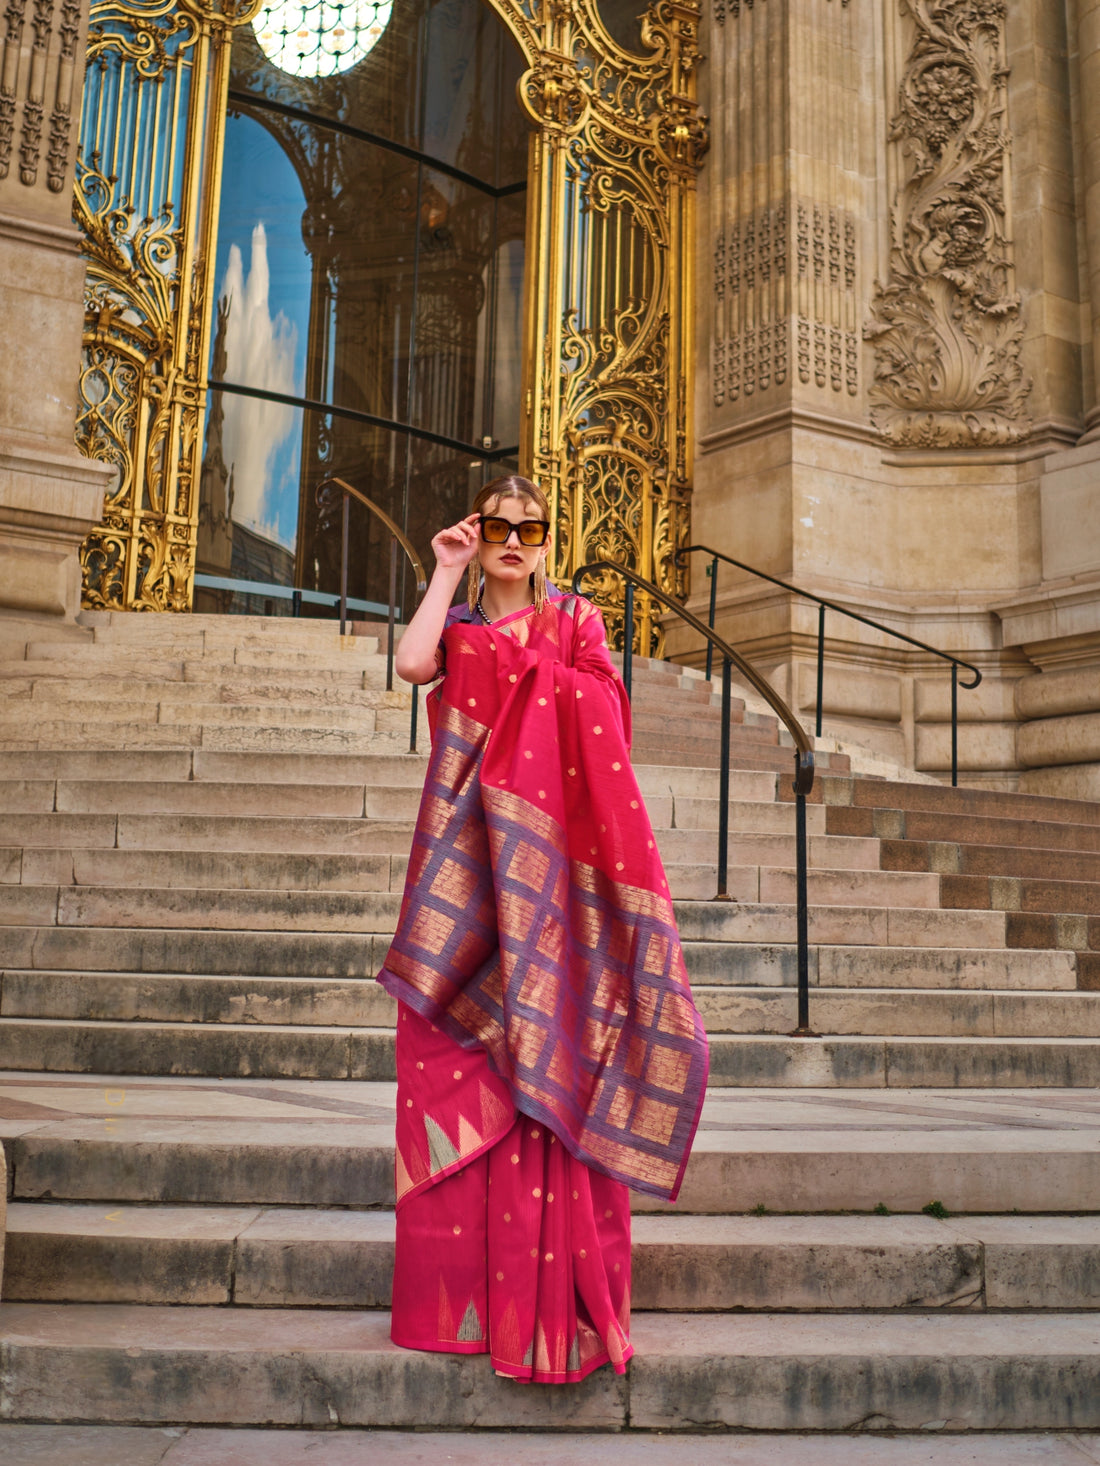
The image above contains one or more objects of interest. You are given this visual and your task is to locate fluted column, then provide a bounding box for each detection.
[1081,0,1100,439]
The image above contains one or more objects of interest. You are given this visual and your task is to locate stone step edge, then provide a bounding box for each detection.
[2,1017,1098,1045]
[0,979,1089,1007]
[0,1304,1097,1434]
[10,1201,1098,1238]
[5,1204,1098,1313]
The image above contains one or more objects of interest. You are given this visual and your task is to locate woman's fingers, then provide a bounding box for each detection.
[431,516,481,568]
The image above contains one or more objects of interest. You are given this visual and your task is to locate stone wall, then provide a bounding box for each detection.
[677,0,1100,790]
[0,0,113,625]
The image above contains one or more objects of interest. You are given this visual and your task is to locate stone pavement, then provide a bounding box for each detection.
[2,1427,1100,1465]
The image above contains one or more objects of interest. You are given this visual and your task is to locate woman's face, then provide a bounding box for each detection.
[479,495,550,589]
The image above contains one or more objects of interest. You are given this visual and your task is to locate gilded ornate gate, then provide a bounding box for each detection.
[74,0,704,652]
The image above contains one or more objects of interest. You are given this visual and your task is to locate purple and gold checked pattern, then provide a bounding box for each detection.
[380,708,708,1202]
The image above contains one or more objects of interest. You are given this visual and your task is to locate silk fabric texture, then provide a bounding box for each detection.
[378,591,709,1381]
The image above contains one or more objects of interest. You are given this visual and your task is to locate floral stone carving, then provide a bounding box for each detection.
[865,0,1030,447]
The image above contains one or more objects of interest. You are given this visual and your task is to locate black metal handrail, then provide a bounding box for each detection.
[315,476,428,752]
[572,560,817,1036]
[677,545,983,788]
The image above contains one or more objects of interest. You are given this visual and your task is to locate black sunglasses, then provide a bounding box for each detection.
[479,515,550,547]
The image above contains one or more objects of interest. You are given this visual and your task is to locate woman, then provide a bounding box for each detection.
[378,474,709,1383]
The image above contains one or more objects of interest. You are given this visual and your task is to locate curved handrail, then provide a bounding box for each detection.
[315,474,427,753]
[677,543,982,689]
[316,475,427,596]
[572,559,814,796]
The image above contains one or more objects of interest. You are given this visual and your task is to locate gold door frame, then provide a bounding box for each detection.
[75,0,704,646]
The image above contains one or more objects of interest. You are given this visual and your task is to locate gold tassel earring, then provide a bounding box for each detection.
[533,558,548,613]
[467,557,481,613]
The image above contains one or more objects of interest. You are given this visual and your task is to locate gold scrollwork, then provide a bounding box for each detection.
[75,0,260,611]
[505,0,705,656]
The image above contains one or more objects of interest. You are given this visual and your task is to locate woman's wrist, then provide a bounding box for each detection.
[431,563,467,593]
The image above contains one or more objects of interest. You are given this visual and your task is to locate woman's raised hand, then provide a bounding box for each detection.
[431,513,481,571]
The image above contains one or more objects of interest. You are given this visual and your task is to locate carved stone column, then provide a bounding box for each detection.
[1080,0,1100,440]
[0,0,114,623]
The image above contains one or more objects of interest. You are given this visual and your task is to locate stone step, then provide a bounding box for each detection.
[673,902,1007,948]
[0,841,892,897]
[0,972,399,1026]
[692,988,1100,1038]
[0,722,205,751]
[3,1428,1100,1466]
[19,698,406,731]
[0,925,386,975]
[943,873,1100,918]
[884,838,1100,884]
[0,722,417,755]
[6,847,404,892]
[4,1078,1097,1212]
[4,970,1085,1033]
[1,1303,1096,1430]
[18,672,400,705]
[832,802,1100,855]
[817,774,1100,830]
[0,895,1002,946]
[5,1204,1098,1312]
[0,905,1011,978]
[0,813,416,855]
[78,611,376,644]
[2,1017,1099,1085]
[187,750,428,786]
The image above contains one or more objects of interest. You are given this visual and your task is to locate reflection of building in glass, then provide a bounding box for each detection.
[201,0,528,619]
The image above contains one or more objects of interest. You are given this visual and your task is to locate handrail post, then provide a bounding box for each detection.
[339,493,350,636]
[706,556,718,683]
[951,661,959,789]
[623,581,635,700]
[794,786,810,1032]
[386,537,398,693]
[409,685,419,754]
[815,603,826,739]
[716,657,732,900]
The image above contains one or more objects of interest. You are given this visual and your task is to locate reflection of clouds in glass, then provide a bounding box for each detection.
[220,223,298,547]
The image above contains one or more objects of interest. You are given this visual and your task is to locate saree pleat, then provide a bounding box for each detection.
[392,1002,632,1383]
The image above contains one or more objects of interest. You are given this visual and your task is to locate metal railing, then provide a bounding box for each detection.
[315,477,428,752]
[678,545,983,788]
[573,561,818,1037]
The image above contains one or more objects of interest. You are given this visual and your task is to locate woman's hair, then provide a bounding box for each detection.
[472,474,550,519]
[467,475,551,612]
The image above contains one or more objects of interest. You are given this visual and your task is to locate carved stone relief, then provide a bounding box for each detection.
[865,0,1031,447]
[0,0,82,192]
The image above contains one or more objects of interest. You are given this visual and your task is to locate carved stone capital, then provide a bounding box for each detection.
[0,0,87,221]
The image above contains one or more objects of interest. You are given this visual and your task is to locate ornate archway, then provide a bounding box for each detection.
[74,0,704,653]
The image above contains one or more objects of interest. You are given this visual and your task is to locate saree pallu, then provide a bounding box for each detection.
[379,591,708,1381]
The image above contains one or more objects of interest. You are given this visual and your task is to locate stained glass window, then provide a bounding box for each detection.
[252,0,394,78]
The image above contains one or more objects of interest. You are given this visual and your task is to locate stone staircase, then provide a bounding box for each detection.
[0,610,1098,1443]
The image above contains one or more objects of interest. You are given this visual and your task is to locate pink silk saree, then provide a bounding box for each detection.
[378,589,709,1382]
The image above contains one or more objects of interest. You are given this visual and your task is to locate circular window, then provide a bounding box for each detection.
[252,0,394,79]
